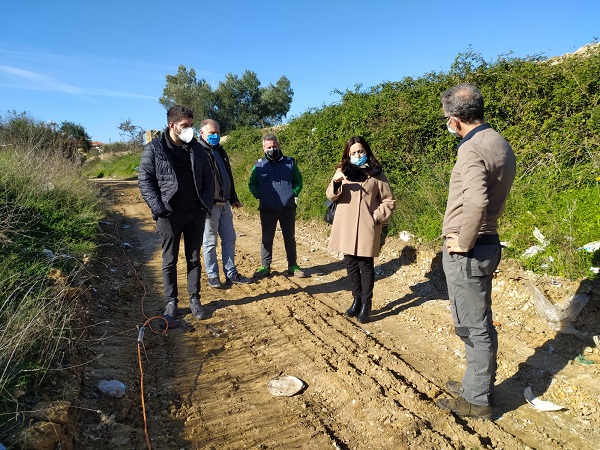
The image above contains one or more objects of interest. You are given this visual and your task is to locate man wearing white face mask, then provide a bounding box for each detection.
[139,105,214,326]
[436,84,516,420]
[198,118,251,288]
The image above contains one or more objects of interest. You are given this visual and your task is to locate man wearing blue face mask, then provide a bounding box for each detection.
[138,105,214,326]
[249,133,306,279]
[198,119,251,288]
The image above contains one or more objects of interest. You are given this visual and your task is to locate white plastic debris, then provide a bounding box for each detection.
[580,241,600,252]
[591,267,600,274]
[398,231,414,242]
[526,283,590,340]
[97,379,126,398]
[42,249,55,259]
[121,242,133,248]
[533,227,547,244]
[523,386,564,412]
[522,227,549,258]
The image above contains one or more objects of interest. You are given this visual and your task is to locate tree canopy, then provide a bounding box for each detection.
[159,66,293,133]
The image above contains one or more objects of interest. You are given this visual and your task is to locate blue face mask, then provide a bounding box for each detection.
[207,133,220,146]
[350,155,367,166]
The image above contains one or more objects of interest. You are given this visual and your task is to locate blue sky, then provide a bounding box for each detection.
[1,1,599,143]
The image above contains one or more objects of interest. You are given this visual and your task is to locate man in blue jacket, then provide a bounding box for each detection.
[248,134,306,279]
[138,105,214,325]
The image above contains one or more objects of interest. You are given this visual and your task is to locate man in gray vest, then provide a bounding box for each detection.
[436,84,516,420]
[198,119,251,288]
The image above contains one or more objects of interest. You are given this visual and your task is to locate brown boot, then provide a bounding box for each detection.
[436,397,492,420]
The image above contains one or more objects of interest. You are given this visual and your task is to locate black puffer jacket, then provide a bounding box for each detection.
[138,130,214,220]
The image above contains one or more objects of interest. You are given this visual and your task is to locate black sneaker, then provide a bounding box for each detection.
[207,277,224,289]
[226,272,251,285]
[436,397,492,420]
[189,297,209,320]
[162,301,180,328]
[253,266,271,278]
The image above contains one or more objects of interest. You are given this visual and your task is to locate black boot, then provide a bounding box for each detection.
[344,297,361,317]
[190,296,209,320]
[357,300,371,324]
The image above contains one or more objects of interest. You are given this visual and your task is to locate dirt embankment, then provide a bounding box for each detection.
[14,181,599,450]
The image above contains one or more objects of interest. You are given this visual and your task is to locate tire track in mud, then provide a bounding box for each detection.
[77,184,599,450]
[237,271,530,450]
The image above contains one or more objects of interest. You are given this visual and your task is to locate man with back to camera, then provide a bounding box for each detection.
[436,84,516,420]
[197,118,251,288]
[248,133,306,279]
[138,105,214,325]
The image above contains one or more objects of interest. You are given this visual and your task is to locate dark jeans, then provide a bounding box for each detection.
[344,254,375,305]
[156,209,207,304]
[259,208,297,268]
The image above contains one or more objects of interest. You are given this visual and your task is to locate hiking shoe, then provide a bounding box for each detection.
[253,266,271,278]
[226,272,251,285]
[189,297,209,320]
[436,397,492,420]
[207,277,224,289]
[288,264,306,278]
[446,380,464,396]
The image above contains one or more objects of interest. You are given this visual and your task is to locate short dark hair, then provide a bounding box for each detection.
[441,84,484,124]
[167,105,194,124]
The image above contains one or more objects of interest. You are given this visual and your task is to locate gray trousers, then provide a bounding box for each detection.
[259,208,297,268]
[442,241,501,406]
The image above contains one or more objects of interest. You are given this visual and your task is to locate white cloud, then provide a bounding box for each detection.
[0,64,155,100]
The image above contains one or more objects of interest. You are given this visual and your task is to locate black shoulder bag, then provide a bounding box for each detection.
[323,199,337,225]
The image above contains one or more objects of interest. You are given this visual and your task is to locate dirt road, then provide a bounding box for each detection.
[75,182,600,449]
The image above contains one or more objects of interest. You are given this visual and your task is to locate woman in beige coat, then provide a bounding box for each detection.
[326,136,395,323]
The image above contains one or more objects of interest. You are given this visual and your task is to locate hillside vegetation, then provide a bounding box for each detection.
[1,44,598,438]
[224,44,600,280]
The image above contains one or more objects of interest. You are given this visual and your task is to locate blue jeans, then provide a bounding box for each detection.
[442,241,501,406]
[203,201,238,279]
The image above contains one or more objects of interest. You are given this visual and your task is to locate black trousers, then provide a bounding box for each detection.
[259,209,297,268]
[344,254,375,305]
[156,209,207,303]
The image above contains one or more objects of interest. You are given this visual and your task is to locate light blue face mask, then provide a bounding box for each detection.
[350,155,367,166]
[207,133,220,146]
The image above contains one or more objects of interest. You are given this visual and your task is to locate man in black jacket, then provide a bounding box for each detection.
[198,119,251,288]
[138,105,214,325]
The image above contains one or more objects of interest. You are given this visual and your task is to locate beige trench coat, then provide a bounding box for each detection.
[326,171,395,257]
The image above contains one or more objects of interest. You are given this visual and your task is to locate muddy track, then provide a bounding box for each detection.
[73,182,599,450]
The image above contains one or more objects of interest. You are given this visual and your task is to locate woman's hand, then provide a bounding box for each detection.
[333,169,345,183]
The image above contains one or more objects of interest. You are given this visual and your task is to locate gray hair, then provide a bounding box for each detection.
[262,133,279,144]
[441,84,484,124]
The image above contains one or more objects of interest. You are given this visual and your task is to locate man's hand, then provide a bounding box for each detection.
[445,233,467,253]
[231,201,243,208]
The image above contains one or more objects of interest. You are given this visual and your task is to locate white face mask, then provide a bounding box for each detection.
[177,126,195,143]
[447,125,460,138]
